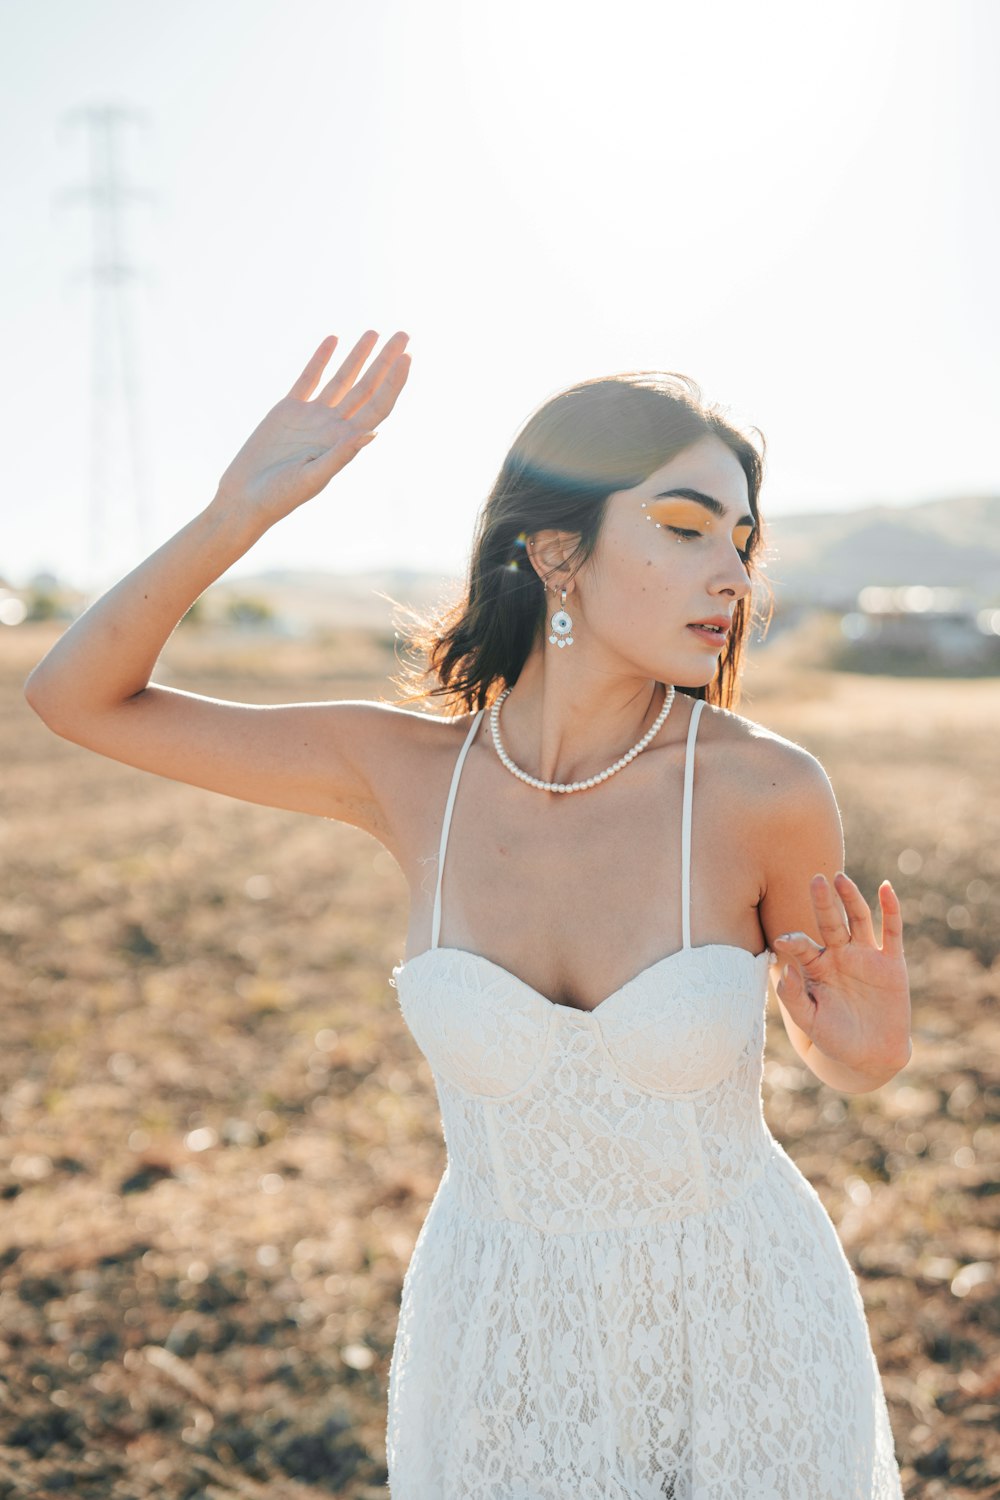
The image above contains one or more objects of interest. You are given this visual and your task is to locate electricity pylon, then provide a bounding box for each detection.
[57,103,156,595]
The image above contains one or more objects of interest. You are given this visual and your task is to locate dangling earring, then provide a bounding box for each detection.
[548,587,574,648]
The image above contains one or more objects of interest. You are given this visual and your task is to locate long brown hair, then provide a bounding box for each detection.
[389,371,773,715]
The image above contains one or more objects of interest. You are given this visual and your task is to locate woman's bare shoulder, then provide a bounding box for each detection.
[363,699,483,845]
[375,700,481,752]
[697,700,835,805]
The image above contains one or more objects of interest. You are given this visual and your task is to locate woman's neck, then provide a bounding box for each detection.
[496,653,671,787]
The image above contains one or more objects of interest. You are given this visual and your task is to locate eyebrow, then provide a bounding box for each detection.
[651,487,755,528]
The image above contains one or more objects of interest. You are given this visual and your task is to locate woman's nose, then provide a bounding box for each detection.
[715,554,753,600]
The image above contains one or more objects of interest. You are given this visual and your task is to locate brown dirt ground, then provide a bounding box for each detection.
[1,622,997,1499]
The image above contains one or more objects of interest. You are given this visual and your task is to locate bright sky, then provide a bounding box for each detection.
[2,0,998,590]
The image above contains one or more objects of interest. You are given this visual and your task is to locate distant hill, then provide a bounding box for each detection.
[207,568,464,632]
[760,494,1000,606]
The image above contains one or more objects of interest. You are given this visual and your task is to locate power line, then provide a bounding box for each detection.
[56,103,156,593]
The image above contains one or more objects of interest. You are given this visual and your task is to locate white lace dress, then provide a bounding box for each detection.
[385,701,904,1499]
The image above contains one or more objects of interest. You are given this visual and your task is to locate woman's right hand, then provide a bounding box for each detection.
[214,328,411,527]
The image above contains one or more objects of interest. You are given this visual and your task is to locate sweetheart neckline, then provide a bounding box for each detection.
[391,942,776,1018]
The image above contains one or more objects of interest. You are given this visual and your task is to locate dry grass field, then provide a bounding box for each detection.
[1,620,997,1499]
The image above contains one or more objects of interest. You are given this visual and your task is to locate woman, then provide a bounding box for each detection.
[25,329,910,1497]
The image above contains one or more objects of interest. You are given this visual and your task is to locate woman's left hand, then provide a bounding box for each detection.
[771,873,912,1082]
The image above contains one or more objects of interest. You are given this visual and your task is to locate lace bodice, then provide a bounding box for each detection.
[392,943,774,1233]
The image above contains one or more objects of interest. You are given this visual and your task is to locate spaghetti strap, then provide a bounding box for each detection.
[680,698,706,950]
[431,709,486,950]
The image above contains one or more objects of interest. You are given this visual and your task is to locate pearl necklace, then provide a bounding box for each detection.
[489,683,677,793]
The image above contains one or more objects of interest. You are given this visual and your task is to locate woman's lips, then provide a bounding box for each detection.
[687,623,727,646]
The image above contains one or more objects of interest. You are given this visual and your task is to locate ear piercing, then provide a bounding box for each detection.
[526,542,576,648]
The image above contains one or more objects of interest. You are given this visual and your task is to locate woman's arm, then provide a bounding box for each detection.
[27,496,272,722]
[24,329,415,836]
[757,741,912,1093]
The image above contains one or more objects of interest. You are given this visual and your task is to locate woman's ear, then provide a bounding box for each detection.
[526,530,579,592]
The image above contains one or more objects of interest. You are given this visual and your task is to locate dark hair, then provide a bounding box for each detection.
[389,371,773,715]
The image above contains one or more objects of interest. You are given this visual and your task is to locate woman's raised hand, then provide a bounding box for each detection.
[215,330,411,526]
[771,873,912,1084]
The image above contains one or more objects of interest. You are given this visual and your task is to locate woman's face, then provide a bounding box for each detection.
[571,434,756,686]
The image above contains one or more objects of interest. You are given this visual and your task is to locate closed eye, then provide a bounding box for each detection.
[667,525,753,563]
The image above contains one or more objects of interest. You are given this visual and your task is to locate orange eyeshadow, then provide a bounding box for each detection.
[645,499,710,529]
[645,499,753,552]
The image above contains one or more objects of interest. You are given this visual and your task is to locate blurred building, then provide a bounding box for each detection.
[838,586,1000,671]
